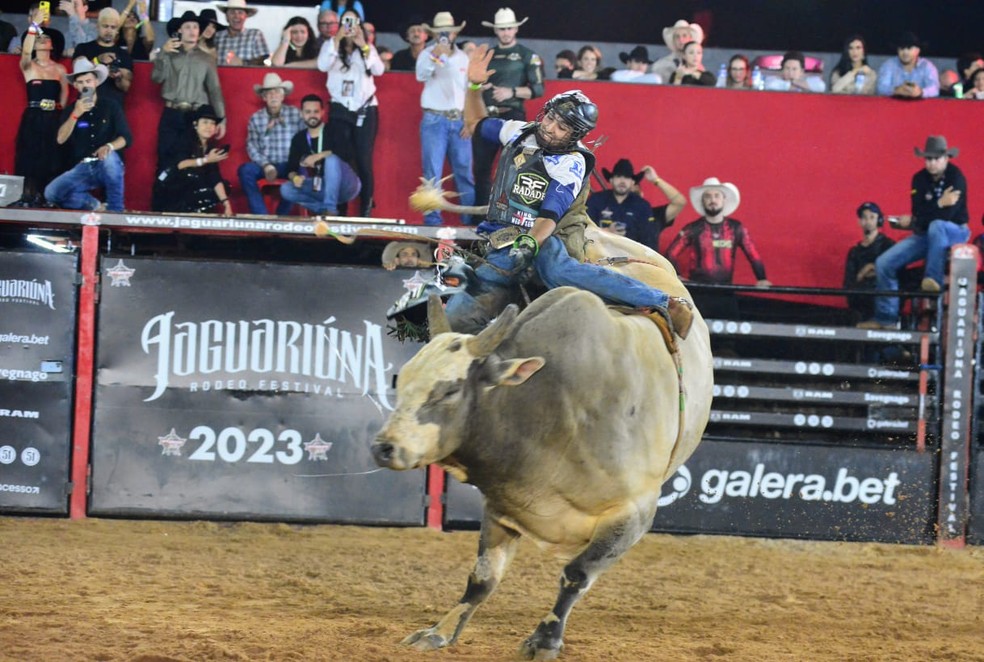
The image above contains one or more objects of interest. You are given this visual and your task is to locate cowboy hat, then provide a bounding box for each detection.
[382,241,431,266]
[662,19,704,51]
[618,45,652,64]
[217,0,257,17]
[690,177,741,217]
[65,56,108,86]
[602,159,644,183]
[397,14,426,43]
[914,135,958,159]
[253,72,294,96]
[423,11,466,35]
[192,104,223,123]
[481,7,528,29]
[198,8,227,32]
[166,10,207,38]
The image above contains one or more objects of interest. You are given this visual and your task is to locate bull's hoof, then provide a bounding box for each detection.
[519,635,563,660]
[401,628,451,651]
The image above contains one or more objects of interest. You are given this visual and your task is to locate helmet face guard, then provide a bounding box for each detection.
[535,90,598,150]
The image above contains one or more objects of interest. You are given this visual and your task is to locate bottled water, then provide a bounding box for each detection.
[751,65,764,90]
[716,62,727,87]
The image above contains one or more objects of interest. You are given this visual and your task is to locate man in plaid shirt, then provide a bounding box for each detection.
[215,0,269,66]
[237,73,303,215]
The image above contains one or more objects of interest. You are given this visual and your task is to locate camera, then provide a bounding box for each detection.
[341,15,358,30]
[438,31,450,45]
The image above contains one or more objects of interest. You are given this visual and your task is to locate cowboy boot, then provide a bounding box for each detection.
[668,297,693,339]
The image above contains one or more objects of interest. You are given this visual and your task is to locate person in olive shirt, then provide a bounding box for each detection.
[45,59,132,212]
[472,7,544,208]
[860,136,970,329]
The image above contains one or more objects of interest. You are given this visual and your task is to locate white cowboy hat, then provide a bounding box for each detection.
[481,7,528,29]
[662,19,704,50]
[423,12,466,35]
[65,56,108,86]
[690,177,740,217]
[382,241,432,267]
[217,0,257,17]
[253,72,294,96]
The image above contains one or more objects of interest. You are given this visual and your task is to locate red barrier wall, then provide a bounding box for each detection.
[3,55,982,289]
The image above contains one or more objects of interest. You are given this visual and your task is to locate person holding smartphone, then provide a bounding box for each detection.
[45,58,131,212]
[153,105,232,215]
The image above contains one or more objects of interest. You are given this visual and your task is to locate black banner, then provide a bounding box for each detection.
[90,257,428,524]
[0,251,78,514]
[968,450,984,545]
[445,440,936,544]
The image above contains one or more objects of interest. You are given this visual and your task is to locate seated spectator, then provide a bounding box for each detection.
[382,241,433,270]
[610,46,662,84]
[859,136,968,329]
[315,9,339,49]
[271,16,319,68]
[555,49,576,78]
[45,59,131,212]
[844,202,895,322]
[876,31,939,98]
[154,105,232,215]
[73,8,134,108]
[829,34,877,95]
[652,19,703,82]
[965,69,984,99]
[215,0,269,66]
[587,159,685,251]
[669,41,715,86]
[956,52,983,89]
[720,54,751,88]
[238,73,303,216]
[280,94,362,216]
[765,51,826,92]
[571,45,614,81]
[938,69,961,98]
[390,16,428,71]
[119,0,156,61]
[196,9,226,61]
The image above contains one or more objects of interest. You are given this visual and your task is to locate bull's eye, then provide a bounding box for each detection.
[424,380,463,408]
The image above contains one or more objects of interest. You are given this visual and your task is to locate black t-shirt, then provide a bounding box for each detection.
[73,40,134,108]
[389,48,417,72]
[59,96,132,164]
[287,126,347,176]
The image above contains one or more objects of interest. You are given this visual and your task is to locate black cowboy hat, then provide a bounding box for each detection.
[192,104,223,123]
[602,159,644,183]
[166,10,207,38]
[619,45,652,65]
[198,9,227,32]
[914,135,958,159]
[398,13,426,42]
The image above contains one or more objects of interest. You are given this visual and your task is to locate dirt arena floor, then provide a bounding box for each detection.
[1,518,982,662]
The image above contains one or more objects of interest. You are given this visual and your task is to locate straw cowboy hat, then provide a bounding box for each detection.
[602,159,644,183]
[481,7,528,29]
[690,177,741,217]
[382,241,431,266]
[65,57,108,86]
[423,11,466,35]
[253,72,294,96]
[662,19,704,50]
[914,135,959,159]
[217,0,257,17]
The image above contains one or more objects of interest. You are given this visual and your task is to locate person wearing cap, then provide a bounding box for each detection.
[859,136,969,329]
[666,177,771,319]
[73,8,134,108]
[652,19,703,83]
[237,72,303,215]
[390,16,428,72]
[151,9,226,183]
[588,160,686,250]
[44,57,131,212]
[382,241,432,270]
[415,11,474,227]
[876,31,939,98]
[844,202,895,322]
[471,7,545,211]
[155,104,232,215]
[214,0,269,66]
[610,46,662,84]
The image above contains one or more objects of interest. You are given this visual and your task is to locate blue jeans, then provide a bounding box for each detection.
[420,112,475,226]
[873,219,970,324]
[278,155,361,214]
[45,152,125,211]
[238,161,290,215]
[445,233,670,333]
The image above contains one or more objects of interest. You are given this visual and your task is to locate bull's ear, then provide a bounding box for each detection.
[494,357,545,386]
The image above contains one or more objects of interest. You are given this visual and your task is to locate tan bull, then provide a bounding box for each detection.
[372,237,713,658]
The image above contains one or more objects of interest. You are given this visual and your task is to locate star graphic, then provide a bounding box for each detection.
[158,428,187,456]
[303,433,333,461]
[401,270,430,293]
[105,259,135,287]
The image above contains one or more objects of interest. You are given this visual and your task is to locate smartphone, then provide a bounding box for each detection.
[887,216,901,226]
[80,86,95,101]
[38,0,50,23]
[218,144,231,153]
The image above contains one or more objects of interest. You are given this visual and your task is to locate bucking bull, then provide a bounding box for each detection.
[370,211,714,659]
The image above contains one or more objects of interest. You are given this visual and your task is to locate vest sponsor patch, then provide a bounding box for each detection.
[512,172,549,206]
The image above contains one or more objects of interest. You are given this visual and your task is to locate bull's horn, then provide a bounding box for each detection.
[427,295,452,336]
[467,304,519,357]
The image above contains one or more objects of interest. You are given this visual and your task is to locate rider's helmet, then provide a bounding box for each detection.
[535,90,599,150]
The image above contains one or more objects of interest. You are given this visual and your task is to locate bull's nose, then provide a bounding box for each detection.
[371,441,396,467]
